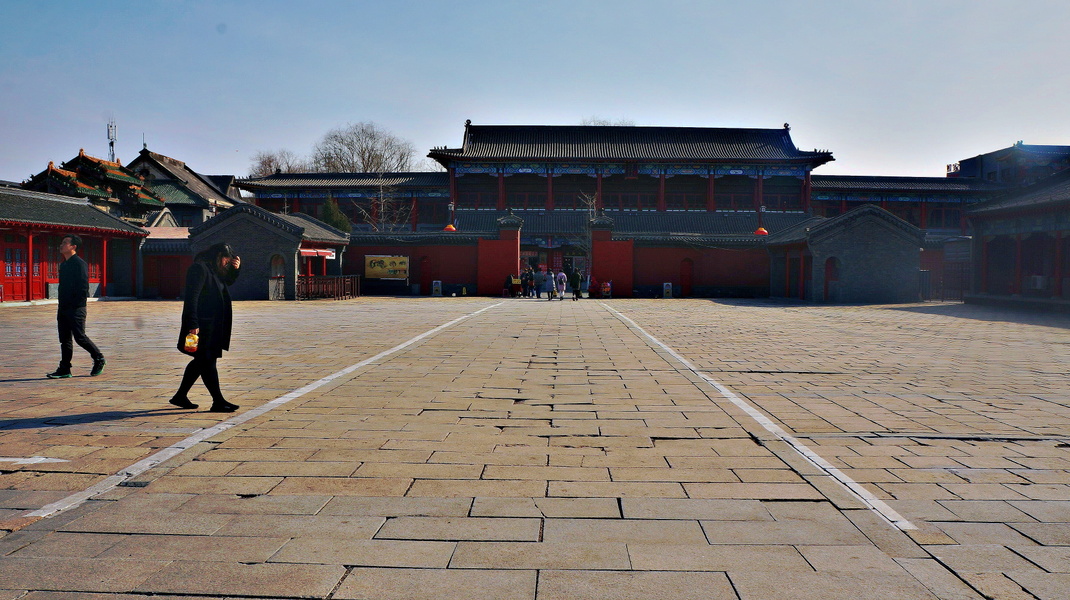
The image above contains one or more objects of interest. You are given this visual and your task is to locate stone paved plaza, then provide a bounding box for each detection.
[0,297,1068,599]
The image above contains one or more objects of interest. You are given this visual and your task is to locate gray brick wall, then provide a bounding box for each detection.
[190,216,300,301]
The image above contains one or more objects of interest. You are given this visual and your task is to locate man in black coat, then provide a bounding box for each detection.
[48,234,105,378]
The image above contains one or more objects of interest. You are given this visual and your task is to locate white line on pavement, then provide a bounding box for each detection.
[21,302,504,521]
[604,304,917,531]
[0,457,69,465]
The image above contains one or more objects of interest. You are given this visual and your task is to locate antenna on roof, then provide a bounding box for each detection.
[107,119,117,162]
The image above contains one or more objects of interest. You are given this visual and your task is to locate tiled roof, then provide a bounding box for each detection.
[136,188,166,207]
[765,204,922,246]
[131,149,240,206]
[348,231,485,245]
[429,124,833,164]
[144,226,191,239]
[189,204,348,245]
[0,187,147,236]
[811,175,1002,193]
[237,172,449,190]
[142,238,191,254]
[148,179,207,206]
[276,212,351,244]
[969,170,1070,215]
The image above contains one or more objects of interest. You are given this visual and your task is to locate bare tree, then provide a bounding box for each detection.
[248,149,309,177]
[311,122,417,172]
[580,116,636,126]
[345,175,413,233]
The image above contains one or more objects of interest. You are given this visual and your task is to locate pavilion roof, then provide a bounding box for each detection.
[429,124,834,165]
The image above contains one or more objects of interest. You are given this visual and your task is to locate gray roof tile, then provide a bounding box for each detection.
[430,125,833,163]
[0,186,147,236]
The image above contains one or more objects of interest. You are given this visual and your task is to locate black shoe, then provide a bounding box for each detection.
[90,358,106,376]
[169,396,199,410]
[209,400,239,413]
[47,367,72,379]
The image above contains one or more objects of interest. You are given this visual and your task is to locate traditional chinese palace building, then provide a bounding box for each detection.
[238,122,1013,301]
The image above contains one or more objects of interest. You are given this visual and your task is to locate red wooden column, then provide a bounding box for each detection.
[753,175,763,210]
[802,173,811,213]
[1054,231,1064,298]
[657,174,667,211]
[706,176,716,212]
[797,248,806,299]
[1013,234,1023,295]
[25,230,34,302]
[497,173,506,210]
[546,174,554,211]
[448,167,458,211]
[919,200,928,229]
[101,237,109,298]
[596,173,603,210]
[410,196,418,232]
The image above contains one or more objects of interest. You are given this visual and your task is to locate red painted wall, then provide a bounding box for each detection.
[345,244,478,294]
[633,247,769,290]
[592,239,634,297]
[477,237,520,295]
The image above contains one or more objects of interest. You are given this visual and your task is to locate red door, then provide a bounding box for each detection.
[30,234,48,300]
[1,236,28,301]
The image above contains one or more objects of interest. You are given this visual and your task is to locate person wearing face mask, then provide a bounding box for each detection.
[170,242,241,413]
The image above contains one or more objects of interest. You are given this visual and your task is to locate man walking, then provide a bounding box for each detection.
[47,234,105,378]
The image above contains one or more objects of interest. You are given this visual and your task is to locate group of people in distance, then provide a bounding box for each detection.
[505,267,588,301]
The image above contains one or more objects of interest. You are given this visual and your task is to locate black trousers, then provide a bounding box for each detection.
[175,354,225,403]
[58,308,103,368]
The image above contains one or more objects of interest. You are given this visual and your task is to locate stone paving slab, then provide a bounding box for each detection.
[2,298,1069,598]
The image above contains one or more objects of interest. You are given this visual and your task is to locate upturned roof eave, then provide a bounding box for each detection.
[430,154,831,166]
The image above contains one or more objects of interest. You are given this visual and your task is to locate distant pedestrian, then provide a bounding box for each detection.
[534,269,545,299]
[556,270,567,300]
[544,268,556,300]
[170,242,241,412]
[47,234,105,378]
[569,270,582,300]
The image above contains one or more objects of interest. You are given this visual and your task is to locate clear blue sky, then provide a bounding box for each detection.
[2,0,1067,182]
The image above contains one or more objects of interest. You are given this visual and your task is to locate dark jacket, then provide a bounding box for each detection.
[178,261,239,357]
[57,254,90,311]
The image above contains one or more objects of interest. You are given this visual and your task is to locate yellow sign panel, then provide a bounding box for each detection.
[365,255,409,280]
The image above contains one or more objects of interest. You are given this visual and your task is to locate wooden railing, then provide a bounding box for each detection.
[296,275,360,300]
